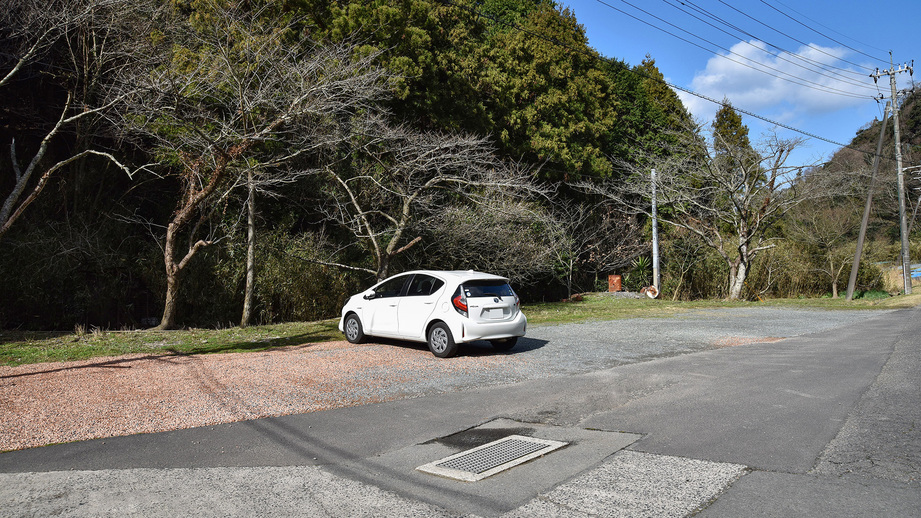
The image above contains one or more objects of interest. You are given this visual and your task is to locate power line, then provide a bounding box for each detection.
[713,0,879,74]
[663,0,878,92]
[692,0,874,82]
[759,0,891,66]
[439,0,894,160]
[770,0,891,57]
[593,0,873,100]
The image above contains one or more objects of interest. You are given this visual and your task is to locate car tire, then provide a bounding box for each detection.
[344,313,365,344]
[490,337,517,351]
[427,322,458,358]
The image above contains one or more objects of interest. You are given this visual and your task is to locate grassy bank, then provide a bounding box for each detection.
[522,291,919,324]
[0,321,341,367]
[2,293,918,367]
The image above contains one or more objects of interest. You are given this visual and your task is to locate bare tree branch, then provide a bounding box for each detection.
[0,0,154,242]
[582,126,837,299]
[316,115,548,281]
[111,6,389,328]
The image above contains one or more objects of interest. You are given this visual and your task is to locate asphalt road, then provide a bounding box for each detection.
[1,306,919,517]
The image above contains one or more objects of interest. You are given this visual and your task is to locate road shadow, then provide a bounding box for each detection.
[0,353,190,380]
[1,332,549,380]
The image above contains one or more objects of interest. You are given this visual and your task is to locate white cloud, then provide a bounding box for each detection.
[678,40,876,124]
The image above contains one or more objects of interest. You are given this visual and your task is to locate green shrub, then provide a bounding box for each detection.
[855,290,889,300]
[213,229,364,326]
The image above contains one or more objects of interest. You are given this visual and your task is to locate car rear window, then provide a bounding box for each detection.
[463,280,515,298]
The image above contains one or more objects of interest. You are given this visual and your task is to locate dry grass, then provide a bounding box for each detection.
[881,266,921,295]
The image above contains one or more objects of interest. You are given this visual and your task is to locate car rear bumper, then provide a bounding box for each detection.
[455,312,527,343]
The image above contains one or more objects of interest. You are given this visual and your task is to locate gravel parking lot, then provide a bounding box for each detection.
[522,306,883,371]
[0,306,891,452]
[3,305,918,518]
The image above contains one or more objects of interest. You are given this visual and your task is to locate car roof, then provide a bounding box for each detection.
[387,270,509,284]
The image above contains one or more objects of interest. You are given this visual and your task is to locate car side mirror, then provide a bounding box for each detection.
[363,292,377,300]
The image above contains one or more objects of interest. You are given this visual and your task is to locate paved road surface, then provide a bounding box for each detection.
[1,306,919,517]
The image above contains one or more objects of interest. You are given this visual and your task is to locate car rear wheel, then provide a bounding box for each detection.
[427,322,458,358]
[490,337,517,351]
[344,314,364,344]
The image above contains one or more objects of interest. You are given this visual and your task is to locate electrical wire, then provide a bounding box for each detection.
[759,0,890,66]
[770,0,890,56]
[663,0,877,92]
[593,0,873,100]
[713,0,879,74]
[683,0,873,83]
[438,0,898,162]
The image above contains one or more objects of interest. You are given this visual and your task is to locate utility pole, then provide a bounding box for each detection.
[871,58,914,295]
[651,168,660,292]
[846,103,890,301]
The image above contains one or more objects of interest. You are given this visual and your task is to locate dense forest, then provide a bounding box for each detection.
[1,0,918,330]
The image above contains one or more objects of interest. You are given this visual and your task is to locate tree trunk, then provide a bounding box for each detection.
[241,169,256,327]
[377,255,390,282]
[728,260,747,300]
[567,258,574,299]
[156,220,211,330]
[159,265,179,330]
[156,216,183,330]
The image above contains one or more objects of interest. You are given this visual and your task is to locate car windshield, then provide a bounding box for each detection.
[463,280,514,298]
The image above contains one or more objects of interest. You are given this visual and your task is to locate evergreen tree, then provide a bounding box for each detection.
[638,56,693,132]
[712,100,752,156]
[484,3,618,179]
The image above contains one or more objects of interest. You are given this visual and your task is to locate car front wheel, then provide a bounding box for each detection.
[427,322,458,358]
[344,314,365,344]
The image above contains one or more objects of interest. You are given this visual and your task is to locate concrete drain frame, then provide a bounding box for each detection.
[416,434,568,482]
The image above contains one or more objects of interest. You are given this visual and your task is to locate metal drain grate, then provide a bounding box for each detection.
[417,435,567,482]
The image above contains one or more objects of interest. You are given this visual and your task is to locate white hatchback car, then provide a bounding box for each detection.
[338,270,527,357]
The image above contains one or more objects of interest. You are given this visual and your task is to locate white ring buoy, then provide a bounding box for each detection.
[646,285,659,299]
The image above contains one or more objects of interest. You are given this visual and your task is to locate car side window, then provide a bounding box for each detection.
[374,276,410,298]
[407,274,444,297]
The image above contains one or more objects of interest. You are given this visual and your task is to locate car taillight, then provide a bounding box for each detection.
[452,293,468,317]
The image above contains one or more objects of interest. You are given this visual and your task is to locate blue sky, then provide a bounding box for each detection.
[559,0,918,167]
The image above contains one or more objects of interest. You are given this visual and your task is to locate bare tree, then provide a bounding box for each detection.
[113,7,388,329]
[789,202,861,298]
[0,0,147,242]
[541,198,645,298]
[234,161,320,326]
[418,193,557,284]
[661,229,708,300]
[585,127,832,300]
[316,115,545,281]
